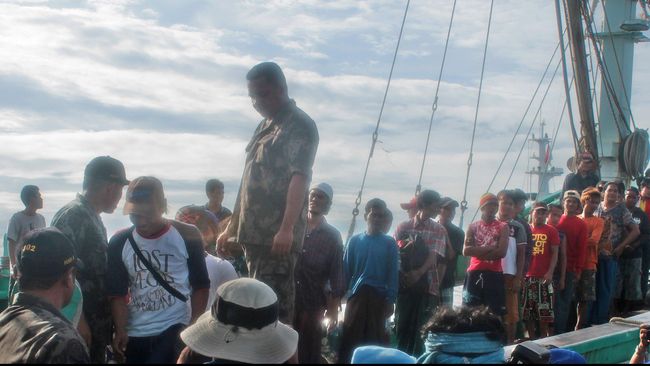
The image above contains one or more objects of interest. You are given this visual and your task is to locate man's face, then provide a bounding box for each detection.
[104,183,124,214]
[498,197,514,219]
[308,189,330,215]
[564,198,580,215]
[604,184,619,204]
[532,209,548,226]
[584,196,601,215]
[547,207,563,226]
[30,191,43,210]
[207,188,224,205]
[626,190,639,209]
[578,154,595,173]
[248,78,285,119]
[439,206,456,223]
[366,207,386,234]
[513,200,526,215]
[481,201,498,219]
[128,200,165,233]
[419,202,439,220]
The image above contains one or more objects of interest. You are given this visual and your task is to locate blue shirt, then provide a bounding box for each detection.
[343,232,399,303]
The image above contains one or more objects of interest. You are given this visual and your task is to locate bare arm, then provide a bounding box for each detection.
[8,239,17,269]
[463,228,491,257]
[111,297,130,361]
[272,174,309,255]
[482,225,509,260]
[190,288,209,323]
[545,245,559,284]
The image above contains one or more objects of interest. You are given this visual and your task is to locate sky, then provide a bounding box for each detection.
[1,0,649,251]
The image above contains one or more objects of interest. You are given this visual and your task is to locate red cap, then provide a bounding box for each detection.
[400,197,417,210]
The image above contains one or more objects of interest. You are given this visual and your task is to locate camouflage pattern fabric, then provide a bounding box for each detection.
[243,243,298,324]
[51,194,112,364]
[0,292,90,363]
[230,100,319,251]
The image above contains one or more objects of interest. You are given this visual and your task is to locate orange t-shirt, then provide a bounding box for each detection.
[580,215,604,270]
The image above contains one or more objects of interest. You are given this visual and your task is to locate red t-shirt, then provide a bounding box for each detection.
[557,214,588,276]
[527,224,560,278]
[467,220,507,272]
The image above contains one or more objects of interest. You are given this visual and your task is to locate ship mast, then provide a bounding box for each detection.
[527,121,564,199]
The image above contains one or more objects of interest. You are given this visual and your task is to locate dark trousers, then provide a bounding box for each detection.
[643,246,649,301]
[339,286,389,364]
[554,271,576,335]
[395,290,436,356]
[295,309,325,364]
[125,324,184,364]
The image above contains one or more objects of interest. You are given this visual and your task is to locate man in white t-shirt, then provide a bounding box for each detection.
[6,185,46,273]
[497,189,528,345]
[106,176,210,364]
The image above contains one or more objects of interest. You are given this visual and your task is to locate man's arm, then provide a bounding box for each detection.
[483,225,509,260]
[545,245,559,284]
[272,174,309,255]
[190,289,209,323]
[615,222,640,256]
[110,297,129,361]
[7,238,17,270]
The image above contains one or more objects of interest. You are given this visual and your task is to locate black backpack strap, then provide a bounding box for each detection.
[127,228,188,302]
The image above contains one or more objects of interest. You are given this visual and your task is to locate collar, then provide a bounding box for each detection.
[12,292,70,325]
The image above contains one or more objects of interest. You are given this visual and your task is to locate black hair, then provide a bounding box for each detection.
[596,180,608,192]
[206,179,224,193]
[20,185,39,207]
[627,186,640,195]
[417,189,441,210]
[641,179,650,188]
[246,62,288,90]
[19,274,62,291]
[364,198,387,215]
[497,189,515,202]
[423,306,505,343]
[604,180,625,193]
[511,188,527,203]
[548,203,563,212]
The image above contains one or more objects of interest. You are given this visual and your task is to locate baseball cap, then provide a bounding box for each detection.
[563,190,581,202]
[311,182,333,202]
[84,156,129,186]
[17,227,82,278]
[123,176,166,216]
[180,278,298,364]
[532,201,549,212]
[400,197,417,210]
[440,197,459,209]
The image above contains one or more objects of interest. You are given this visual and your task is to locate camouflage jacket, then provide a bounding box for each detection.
[0,292,90,363]
[231,100,319,250]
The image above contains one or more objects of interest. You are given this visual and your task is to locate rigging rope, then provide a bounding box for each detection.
[415,0,458,195]
[504,55,564,189]
[555,0,580,157]
[481,35,565,200]
[458,0,495,229]
[346,0,411,243]
[591,0,638,130]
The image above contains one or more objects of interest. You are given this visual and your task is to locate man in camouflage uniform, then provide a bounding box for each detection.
[0,228,89,363]
[52,156,129,363]
[218,62,319,324]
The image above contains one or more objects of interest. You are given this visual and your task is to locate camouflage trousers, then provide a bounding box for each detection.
[82,294,113,364]
[242,243,298,324]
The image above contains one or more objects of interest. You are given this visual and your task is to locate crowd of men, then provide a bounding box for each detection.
[1,61,650,364]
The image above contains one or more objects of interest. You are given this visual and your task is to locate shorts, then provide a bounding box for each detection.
[615,257,643,301]
[463,270,506,316]
[576,269,596,302]
[504,275,520,325]
[522,277,554,323]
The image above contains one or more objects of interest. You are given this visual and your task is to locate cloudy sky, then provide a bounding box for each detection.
[1,0,648,249]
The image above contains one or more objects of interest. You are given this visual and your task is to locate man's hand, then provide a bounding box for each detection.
[404,270,423,288]
[177,346,191,364]
[600,249,612,257]
[639,324,650,349]
[216,231,231,257]
[613,245,626,258]
[112,330,128,361]
[543,271,553,285]
[272,227,293,255]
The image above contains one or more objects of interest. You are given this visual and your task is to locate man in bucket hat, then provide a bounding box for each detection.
[0,228,89,363]
[179,278,298,364]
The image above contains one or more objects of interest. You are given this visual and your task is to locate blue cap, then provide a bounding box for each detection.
[351,346,416,364]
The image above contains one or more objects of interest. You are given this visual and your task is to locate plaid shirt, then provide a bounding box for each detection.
[295,219,345,311]
[395,217,449,296]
